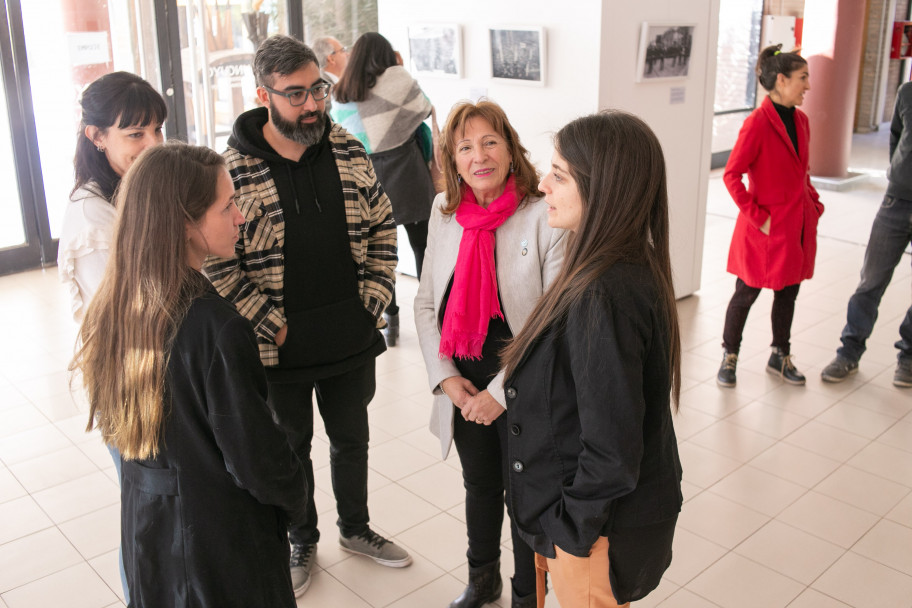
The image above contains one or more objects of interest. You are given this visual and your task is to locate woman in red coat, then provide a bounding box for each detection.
[717,44,824,388]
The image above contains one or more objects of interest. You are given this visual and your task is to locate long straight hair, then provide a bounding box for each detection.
[332,32,398,103]
[70,143,226,460]
[73,71,167,200]
[501,111,681,408]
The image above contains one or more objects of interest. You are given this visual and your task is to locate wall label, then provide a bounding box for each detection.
[670,87,685,104]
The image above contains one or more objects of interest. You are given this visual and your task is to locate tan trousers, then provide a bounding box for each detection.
[534,536,630,608]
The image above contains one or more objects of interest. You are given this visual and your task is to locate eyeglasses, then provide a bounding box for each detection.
[330,46,349,55]
[262,83,331,106]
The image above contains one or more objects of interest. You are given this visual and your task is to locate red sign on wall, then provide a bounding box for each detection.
[891,22,912,59]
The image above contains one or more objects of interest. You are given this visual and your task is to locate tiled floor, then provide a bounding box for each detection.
[1,128,911,607]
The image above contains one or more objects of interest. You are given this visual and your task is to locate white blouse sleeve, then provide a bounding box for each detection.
[57,187,116,322]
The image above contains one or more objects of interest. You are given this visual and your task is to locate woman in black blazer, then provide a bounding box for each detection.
[71,143,307,607]
[501,111,683,607]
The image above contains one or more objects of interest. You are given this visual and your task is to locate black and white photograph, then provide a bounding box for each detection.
[489,26,545,85]
[636,23,695,82]
[407,24,462,78]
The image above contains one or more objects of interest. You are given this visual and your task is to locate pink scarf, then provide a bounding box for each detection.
[439,175,520,360]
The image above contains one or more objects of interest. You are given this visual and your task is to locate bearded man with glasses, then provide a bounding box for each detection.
[204,35,407,598]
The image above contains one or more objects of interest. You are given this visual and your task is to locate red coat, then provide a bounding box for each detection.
[724,96,824,290]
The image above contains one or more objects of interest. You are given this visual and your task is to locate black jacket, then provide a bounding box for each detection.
[888,81,912,201]
[121,284,307,607]
[505,263,683,604]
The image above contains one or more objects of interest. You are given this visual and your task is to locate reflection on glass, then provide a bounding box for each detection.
[21,0,161,240]
[712,0,762,155]
[177,0,380,151]
[0,76,25,249]
[301,0,378,44]
[178,0,286,151]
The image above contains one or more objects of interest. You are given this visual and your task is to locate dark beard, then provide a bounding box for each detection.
[269,102,326,147]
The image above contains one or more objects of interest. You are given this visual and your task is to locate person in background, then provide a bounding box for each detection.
[332,32,437,347]
[501,111,682,608]
[71,142,308,607]
[57,70,167,599]
[716,44,824,388]
[414,100,565,608]
[312,36,349,115]
[821,80,912,388]
[203,35,407,599]
[59,71,166,322]
[313,35,349,86]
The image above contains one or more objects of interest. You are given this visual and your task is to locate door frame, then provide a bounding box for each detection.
[0,0,307,275]
[0,0,53,275]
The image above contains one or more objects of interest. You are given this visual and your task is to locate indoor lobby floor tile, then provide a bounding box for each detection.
[1,132,911,607]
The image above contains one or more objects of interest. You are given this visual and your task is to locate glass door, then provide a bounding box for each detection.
[18,0,163,250]
[0,0,380,275]
[0,0,46,273]
[711,0,763,169]
[178,0,287,151]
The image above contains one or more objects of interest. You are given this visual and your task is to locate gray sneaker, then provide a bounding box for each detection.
[339,528,412,567]
[289,542,316,597]
[821,356,859,383]
[894,359,912,388]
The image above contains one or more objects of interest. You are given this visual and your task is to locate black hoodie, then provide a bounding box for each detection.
[228,107,384,380]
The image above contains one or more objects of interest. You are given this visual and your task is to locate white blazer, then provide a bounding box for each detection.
[414,192,566,458]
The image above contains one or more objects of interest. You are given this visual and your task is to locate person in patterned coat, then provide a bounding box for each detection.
[203,35,409,599]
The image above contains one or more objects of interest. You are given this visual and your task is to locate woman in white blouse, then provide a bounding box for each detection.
[57,71,166,598]
[58,72,167,321]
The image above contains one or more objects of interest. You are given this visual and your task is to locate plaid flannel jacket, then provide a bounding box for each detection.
[204,123,397,367]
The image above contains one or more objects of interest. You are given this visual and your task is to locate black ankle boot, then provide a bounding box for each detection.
[449,560,502,608]
[384,312,399,347]
[511,587,536,608]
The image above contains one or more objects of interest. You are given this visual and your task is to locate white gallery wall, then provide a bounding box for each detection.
[378,0,720,297]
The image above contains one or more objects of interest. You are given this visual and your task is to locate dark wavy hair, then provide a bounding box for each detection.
[501,111,681,409]
[756,44,807,92]
[73,72,167,201]
[332,32,398,104]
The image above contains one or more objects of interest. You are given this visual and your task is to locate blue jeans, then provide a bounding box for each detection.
[106,443,129,599]
[837,194,912,363]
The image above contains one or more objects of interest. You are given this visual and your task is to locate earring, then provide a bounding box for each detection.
[97,145,105,152]
[457,175,462,183]
[509,162,514,173]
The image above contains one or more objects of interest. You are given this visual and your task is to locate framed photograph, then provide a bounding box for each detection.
[407,24,462,78]
[489,26,546,85]
[636,23,696,82]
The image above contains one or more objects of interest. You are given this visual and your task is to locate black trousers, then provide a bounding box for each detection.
[722,278,801,355]
[453,408,536,597]
[386,220,429,316]
[267,361,375,545]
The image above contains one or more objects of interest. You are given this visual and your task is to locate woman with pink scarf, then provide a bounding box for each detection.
[414,100,565,608]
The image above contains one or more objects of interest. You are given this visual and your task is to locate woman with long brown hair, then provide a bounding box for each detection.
[71,142,307,607]
[501,111,682,607]
[57,71,167,598]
